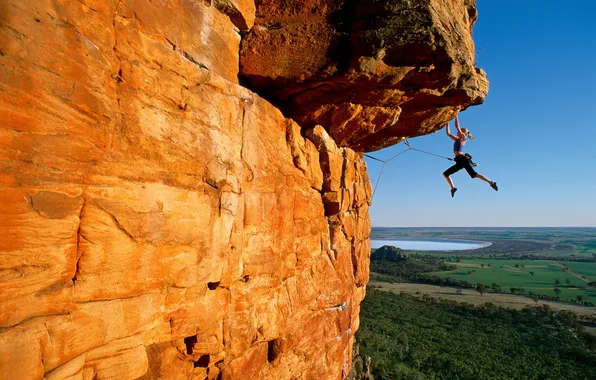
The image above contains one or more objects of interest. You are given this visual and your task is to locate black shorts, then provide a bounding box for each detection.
[443,154,477,178]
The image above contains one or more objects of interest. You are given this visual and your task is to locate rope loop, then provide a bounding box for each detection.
[364,139,453,199]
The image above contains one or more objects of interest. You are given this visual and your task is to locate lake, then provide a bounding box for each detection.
[370,238,491,251]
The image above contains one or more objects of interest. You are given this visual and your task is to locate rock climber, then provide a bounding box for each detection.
[443,113,498,197]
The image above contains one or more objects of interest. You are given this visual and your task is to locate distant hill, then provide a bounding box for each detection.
[371,245,407,262]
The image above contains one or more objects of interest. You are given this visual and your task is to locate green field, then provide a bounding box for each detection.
[563,261,596,279]
[564,239,596,256]
[434,259,596,303]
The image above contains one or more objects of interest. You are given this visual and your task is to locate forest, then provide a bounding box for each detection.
[357,289,596,380]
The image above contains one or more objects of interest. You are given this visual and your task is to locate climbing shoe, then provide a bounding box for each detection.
[451,188,458,198]
[490,182,498,191]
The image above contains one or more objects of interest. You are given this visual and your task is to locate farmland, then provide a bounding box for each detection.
[433,259,596,303]
[368,227,596,313]
[368,280,596,319]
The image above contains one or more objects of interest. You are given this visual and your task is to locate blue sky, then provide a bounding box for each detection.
[366,0,596,227]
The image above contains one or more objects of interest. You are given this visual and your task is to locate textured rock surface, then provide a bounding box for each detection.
[240,0,489,151]
[0,1,371,379]
[1,0,489,378]
[346,344,374,380]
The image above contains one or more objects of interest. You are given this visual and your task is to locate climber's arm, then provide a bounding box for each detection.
[454,114,463,135]
[445,122,457,141]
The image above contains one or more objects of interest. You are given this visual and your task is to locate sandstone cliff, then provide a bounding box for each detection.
[0,1,486,379]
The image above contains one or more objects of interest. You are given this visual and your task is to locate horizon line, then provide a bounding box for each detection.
[371,226,596,228]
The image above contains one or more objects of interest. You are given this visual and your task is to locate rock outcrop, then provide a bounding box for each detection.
[241,0,488,151]
[0,0,486,379]
[346,343,375,380]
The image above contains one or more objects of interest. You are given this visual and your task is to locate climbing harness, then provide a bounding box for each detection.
[463,153,479,167]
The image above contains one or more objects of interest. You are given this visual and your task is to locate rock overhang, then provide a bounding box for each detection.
[240,0,489,152]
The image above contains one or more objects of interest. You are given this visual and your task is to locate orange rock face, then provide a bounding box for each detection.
[240,0,489,151]
[0,1,371,379]
[1,0,488,379]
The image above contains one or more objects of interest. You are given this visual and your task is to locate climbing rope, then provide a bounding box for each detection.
[364,139,452,199]
[366,148,409,200]
[403,140,454,162]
